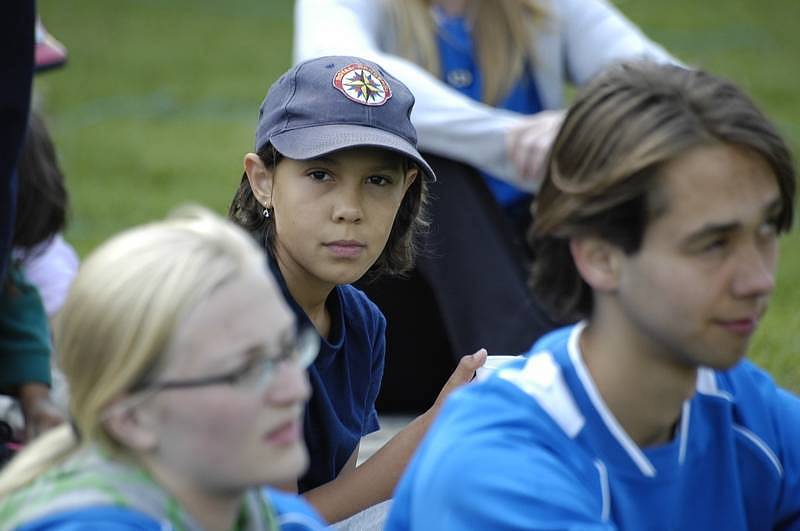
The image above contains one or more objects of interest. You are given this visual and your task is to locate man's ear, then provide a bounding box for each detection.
[103,399,159,452]
[244,153,275,209]
[570,236,621,293]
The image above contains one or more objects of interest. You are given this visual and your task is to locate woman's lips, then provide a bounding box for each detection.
[264,419,302,445]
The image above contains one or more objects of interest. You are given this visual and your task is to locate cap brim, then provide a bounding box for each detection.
[270,124,436,182]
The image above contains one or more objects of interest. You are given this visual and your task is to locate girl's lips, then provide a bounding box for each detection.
[264,419,301,446]
[324,241,366,258]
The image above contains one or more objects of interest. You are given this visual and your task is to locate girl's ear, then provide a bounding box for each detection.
[402,166,418,195]
[103,398,159,452]
[244,153,275,208]
[570,236,622,293]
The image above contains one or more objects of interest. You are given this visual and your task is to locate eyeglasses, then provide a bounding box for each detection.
[133,327,320,396]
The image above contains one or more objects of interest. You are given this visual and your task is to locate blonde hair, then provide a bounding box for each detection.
[0,206,269,496]
[385,0,545,105]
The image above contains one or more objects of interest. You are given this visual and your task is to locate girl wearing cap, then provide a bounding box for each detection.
[0,207,327,530]
[293,0,679,413]
[229,55,486,526]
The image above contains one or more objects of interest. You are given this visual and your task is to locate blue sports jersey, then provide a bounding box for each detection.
[387,323,800,530]
[269,260,385,492]
[434,8,542,207]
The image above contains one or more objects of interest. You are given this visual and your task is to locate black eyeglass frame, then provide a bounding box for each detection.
[131,327,320,394]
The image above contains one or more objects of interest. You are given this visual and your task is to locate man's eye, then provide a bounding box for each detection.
[702,238,727,253]
[758,218,779,239]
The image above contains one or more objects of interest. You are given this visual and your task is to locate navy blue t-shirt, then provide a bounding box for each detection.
[268,260,385,492]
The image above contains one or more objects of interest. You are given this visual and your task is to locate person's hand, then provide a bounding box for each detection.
[19,382,64,441]
[430,349,488,414]
[506,109,566,188]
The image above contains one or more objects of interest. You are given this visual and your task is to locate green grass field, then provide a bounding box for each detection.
[36,0,799,389]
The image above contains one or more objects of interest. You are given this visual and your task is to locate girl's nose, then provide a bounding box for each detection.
[331,186,364,223]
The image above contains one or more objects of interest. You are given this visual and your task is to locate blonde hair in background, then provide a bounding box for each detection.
[0,206,269,496]
[385,0,546,106]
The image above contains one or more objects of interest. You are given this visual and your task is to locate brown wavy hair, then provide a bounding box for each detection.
[529,61,796,323]
[14,110,69,252]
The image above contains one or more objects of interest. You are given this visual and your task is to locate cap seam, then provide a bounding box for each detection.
[272,122,414,144]
[279,62,302,136]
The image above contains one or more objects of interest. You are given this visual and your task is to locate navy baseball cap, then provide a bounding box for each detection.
[254,55,436,181]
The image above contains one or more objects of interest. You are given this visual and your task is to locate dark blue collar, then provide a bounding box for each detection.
[266,252,344,369]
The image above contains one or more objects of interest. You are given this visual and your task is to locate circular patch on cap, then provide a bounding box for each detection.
[333,64,393,106]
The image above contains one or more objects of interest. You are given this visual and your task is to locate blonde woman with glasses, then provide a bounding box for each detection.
[0,207,327,530]
[294,0,678,413]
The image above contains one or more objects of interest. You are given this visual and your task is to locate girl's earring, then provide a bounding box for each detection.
[262,206,271,219]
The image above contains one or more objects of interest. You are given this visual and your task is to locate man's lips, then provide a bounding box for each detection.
[715,317,759,337]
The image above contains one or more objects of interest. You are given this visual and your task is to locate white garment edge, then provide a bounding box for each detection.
[498,349,614,522]
[14,234,79,317]
[696,366,781,476]
[695,367,734,401]
[497,350,585,438]
[677,401,691,466]
[733,425,784,478]
[568,322,658,477]
[593,459,611,522]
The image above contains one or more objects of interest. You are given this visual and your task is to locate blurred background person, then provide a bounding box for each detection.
[0,2,63,459]
[0,207,327,530]
[13,110,79,329]
[0,109,79,448]
[1,22,72,456]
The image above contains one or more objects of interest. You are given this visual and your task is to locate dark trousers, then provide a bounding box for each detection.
[356,154,559,413]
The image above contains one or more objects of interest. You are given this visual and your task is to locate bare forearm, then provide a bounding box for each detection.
[303,412,432,524]
[19,382,64,441]
[302,351,485,523]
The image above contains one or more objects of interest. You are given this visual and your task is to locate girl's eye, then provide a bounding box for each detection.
[308,170,332,182]
[366,175,392,186]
